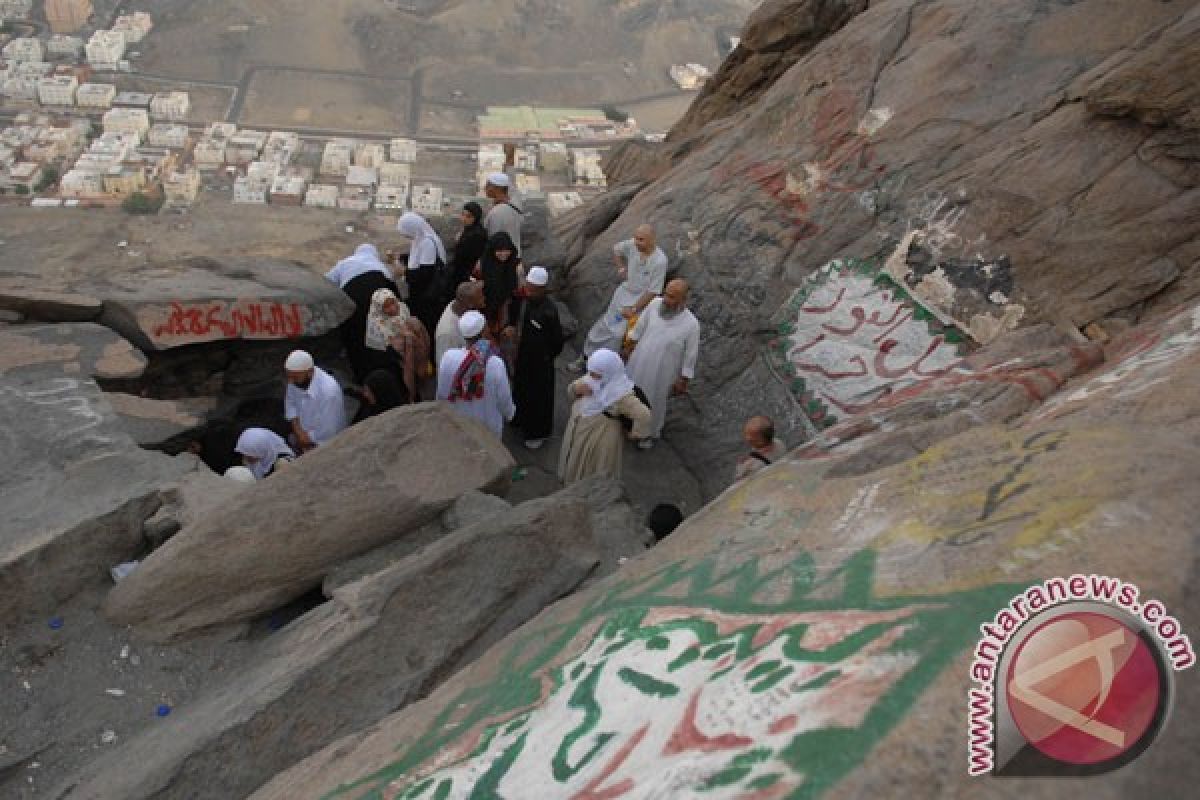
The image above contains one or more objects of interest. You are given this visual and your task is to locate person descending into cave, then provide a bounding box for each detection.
[365,287,431,402]
[436,310,515,438]
[558,349,652,485]
[733,415,787,483]
[325,242,401,382]
[435,281,486,366]
[283,350,347,454]
[234,427,295,480]
[572,224,668,370]
[509,266,564,450]
[623,278,700,449]
[397,211,449,355]
[483,172,524,255]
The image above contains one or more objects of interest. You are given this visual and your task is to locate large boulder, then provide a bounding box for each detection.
[249,301,1200,800]
[56,491,599,800]
[104,404,516,640]
[0,324,194,628]
[83,256,355,352]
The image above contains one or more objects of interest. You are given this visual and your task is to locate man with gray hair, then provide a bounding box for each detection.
[573,224,668,369]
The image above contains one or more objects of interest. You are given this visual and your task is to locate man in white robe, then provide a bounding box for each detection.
[624,279,700,446]
[283,350,347,453]
[575,225,668,366]
[437,310,515,438]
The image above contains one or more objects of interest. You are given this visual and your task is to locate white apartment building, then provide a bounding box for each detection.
[149,91,189,121]
[37,75,78,106]
[262,131,300,166]
[354,142,386,169]
[345,165,377,187]
[304,183,338,208]
[515,145,538,172]
[45,35,85,58]
[2,37,43,63]
[0,0,33,18]
[75,82,116,108]
[101,107,149,138]
[163,168,200,207]
[478,143,506,172]
[26,127,83,162]
[374,184,408,211]
[112,12,153,43]
[337,186,371,212]
[226,130,268,164]
[410,183,443,216]
[3,63,50,101]
[233,173,271,204]
[205,122,237,139]
[85,30,126,69]
[269,172,307,205]
[192,138,226,168]
[59,168,105,197]
[570,148,606,187]
[378,161,411,186]
[147,123,189,149]
[320,138,355,176]
[389,137,417,163]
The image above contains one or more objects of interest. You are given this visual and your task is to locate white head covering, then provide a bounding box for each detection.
[397,211,448,266]
[224,466,257,484]
[526,266,549,287]
[458,310,486,339]
[486,172,510,188]
[325,243,394,288]
[234,428,296,481]
[365,287,411,351]
[581,349,636,418]
[285,350,314,372]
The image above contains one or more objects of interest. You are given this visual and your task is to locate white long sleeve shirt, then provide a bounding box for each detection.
[436,348,516,438]
[284,367,347,445]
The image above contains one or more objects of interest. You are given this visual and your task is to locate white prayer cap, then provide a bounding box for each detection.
[224,466,257,484]
[458,310,486,338]
[486,171,510,188]
[526,266,549,287]
[284,350,314,371]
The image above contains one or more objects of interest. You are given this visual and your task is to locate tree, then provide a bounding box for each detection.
[34,167,60,193]
[601,104,630,123]
[15,185,30,196]
[122,191,162,214]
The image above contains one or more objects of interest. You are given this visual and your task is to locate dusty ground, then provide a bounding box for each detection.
[620,93,697,133]
[417,105,479,137]
[114,79,234,125]
[240,71,411,133]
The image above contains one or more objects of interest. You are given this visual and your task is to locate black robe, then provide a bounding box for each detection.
[451,223,488,287]
[511,296,564,439]
[340,269,400,382]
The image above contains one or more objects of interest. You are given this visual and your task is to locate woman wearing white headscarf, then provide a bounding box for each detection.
[365,287,431,401]
[557,349,651,484]
[234,428,296,480]
[398,212,449,346]
[325,243,395,288]
[326,242,402,381]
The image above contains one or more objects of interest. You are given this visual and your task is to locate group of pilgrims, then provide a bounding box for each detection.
[224,171,785,491]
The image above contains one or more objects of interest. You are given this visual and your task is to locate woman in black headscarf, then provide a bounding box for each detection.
[476,231,522,332]
[451,202,488,288]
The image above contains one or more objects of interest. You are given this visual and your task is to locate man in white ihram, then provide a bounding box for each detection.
[624,279,700,449]
[437,310,515,438]
[572,224,667,369]
[283,350,347,453]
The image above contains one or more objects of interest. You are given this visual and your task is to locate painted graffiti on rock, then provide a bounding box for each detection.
[767,259,966,428]
[322,550,1015,800]
[711,89,890,242]
[1030,304,1200,424]
[144,300,309,344]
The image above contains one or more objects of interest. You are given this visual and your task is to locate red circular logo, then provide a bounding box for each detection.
[1006,612,1164,765]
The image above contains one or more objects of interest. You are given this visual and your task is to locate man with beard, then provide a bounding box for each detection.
[509,267,564,449]
[283,350,347,453]
[624,279,700,448]
[435,280,486,365]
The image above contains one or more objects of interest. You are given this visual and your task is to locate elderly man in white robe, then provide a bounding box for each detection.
[623,279,700,448]
[283,350,348,453]
[572,224,668,369]
[437,310,516,438]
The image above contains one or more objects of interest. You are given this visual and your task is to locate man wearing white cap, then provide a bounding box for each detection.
[436,310,515,438]
[510,267,564,449]
[283,350,347,453]
[484,171,523,255]
[573,224,668,369]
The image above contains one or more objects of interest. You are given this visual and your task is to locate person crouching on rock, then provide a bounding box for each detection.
[284,350,347,454]
[558,349,652,485]
[234,428,295,480]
